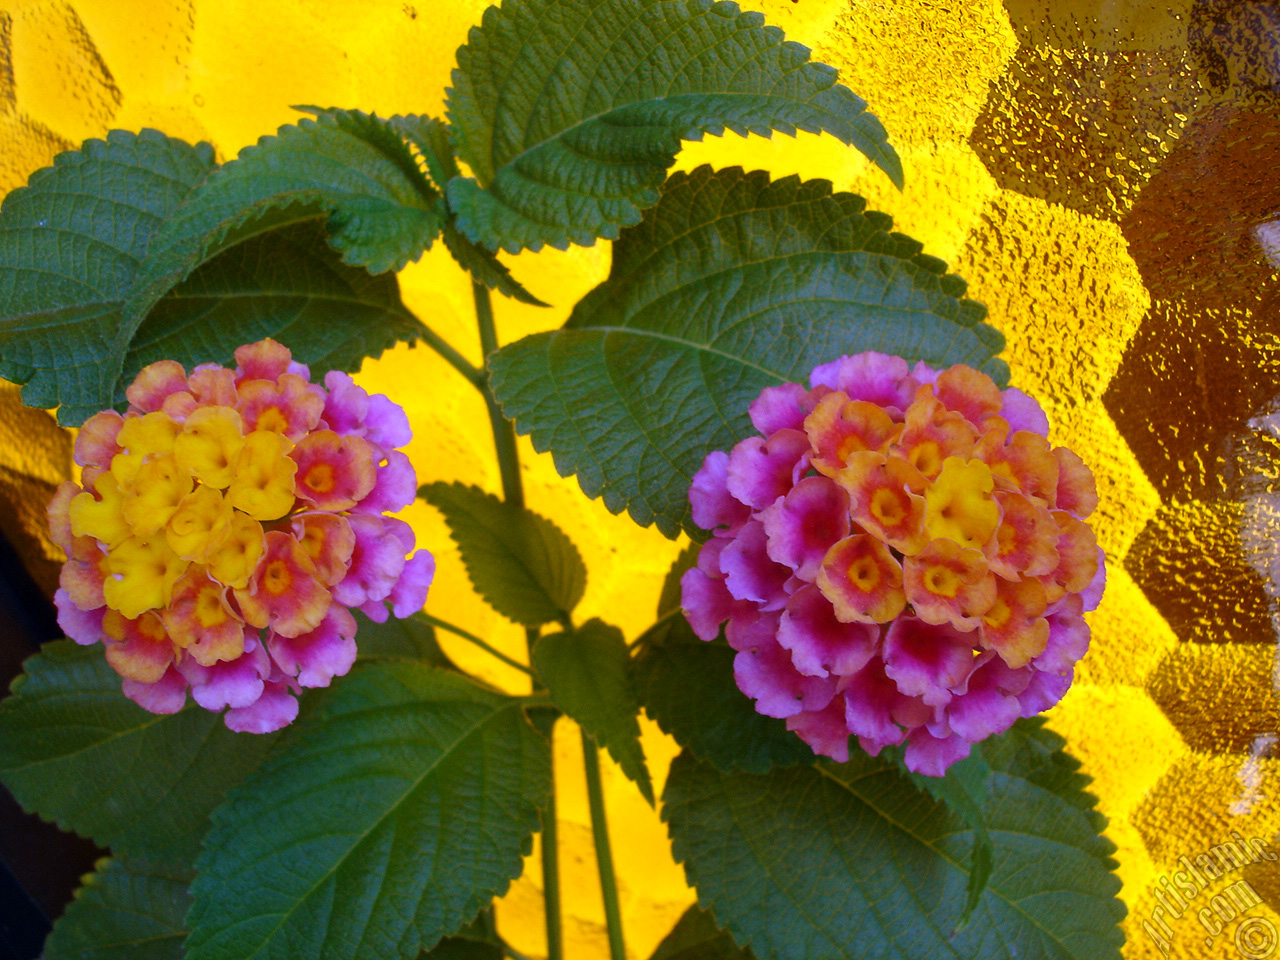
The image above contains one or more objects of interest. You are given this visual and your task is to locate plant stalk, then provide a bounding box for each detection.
[529,708,565,960]
[420,614,532,676]
[472,279,525,511]
[413,314,487,389]
[582,730,627,960]
[473,277,563,960]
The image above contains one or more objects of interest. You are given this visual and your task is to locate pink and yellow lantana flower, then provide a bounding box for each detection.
[49,339,434,733]
[682,353,1103,776]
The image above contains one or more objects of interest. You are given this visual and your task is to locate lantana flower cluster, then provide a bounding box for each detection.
[681,353,1103,775]
[48,339,434,733]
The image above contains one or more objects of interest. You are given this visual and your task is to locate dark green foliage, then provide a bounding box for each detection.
[630,614,814,774]
[447,0,902,253]
[42,857,191,960]
[534,619,653,802]
[490,166,1006,537]
[420,482,587,627]
[662,720,1126,960]
[0,129,214,422]
[0,641,280,865]
[186,662,552,960]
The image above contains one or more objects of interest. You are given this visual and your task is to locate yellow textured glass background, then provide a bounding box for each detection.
[1,1,1278,958]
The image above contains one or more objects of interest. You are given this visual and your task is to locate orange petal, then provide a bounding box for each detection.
[804,392,901,477]
[903,538,996,631]
[816,533,906,623]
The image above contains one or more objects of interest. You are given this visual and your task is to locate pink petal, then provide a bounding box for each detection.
[903,727,972,776]
[355,449,417,514]
[749,383,810,434]
[777,585,877,678]
[269,606,358,688]
[224,679,300,733]
[909,361,939,385]
[1018,668,1073,717]
[733,634,836,718]
[180,640,271,711]
[809,352,915,411]
[760,476,850,581]
[359,597,391,622]
[322,371,370,435]
[680,566,736,641]
[235,339,305,384]
[121,665,188,714]
[690,451,750,533]
[840,658,918,745]
[882,616,976,708]
[126,360,188,413]
[333,515,408,607]
[937,654,1023,742]
[365,393,412,448]
[1080,547,1106,612]
[391,550,435,618]
[55,588,104,645]
[74,411,124,468]
[725,430,811,511]
[1000,387,1050,437]
[725,608,781,653]
[383,516,417,552]
[719,521,791,610]
[786,697,852,762]
[1036,594,1090,675]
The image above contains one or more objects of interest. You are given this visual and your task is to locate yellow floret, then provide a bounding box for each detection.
[924,457,999,551]
[68,472,131,548]
[123,455,193,537]
[174,407,246,489]
[103,535,188,618]
[117,411,181,458]
[209,511,266,589]
[167,485,233,561]
[227,430,298,521]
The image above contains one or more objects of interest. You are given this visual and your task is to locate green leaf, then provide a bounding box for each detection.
[416,911,504,960]
[420,481,587,626]
[892,749,995,930]
[390,114,461,189]
[0,129,215,423]
[42,857,191,960]
[390,114,548,306]
[446,0,902,253]
[186,661,551,960]
[630,613,813,774]
[118,109,441,374]
[354,610,461,671]
[662,720,1126,960]
[119,218,424,387]
[0,641,281,864]
[442,222,550,306]
[490,166,1007,537]
[533,618,653,803]
[650,905,757,960]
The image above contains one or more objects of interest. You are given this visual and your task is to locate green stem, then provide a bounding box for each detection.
[473,277,563,960]
[413,314,486,389]
[530,708,564,960]
[420,614,532,676]
[501,939,536,960]
[473,279,525,511]
[582,730,627,960]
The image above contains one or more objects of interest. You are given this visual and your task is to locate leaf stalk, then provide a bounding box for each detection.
[472,279,525,511]
[419,613,532,676]
[472,275,564,960]
[582,730,627,960]
[414,317,487,389]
